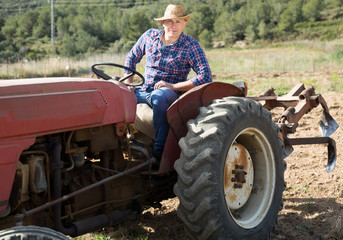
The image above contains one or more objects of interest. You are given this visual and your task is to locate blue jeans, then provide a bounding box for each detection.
[135,87,178,151]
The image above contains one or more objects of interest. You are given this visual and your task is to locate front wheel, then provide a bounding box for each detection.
[0,226,69,240]
[174,97,286,240]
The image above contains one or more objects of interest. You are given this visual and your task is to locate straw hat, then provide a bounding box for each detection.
[154,4,192,23]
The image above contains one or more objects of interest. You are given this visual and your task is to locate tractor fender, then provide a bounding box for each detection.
[167,82,245,140]
[159,82,245,173]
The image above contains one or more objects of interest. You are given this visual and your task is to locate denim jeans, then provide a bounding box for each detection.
[135,87,178,151]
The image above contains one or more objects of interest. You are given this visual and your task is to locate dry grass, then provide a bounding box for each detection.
[0,53,128,79]
[1,40,342,95]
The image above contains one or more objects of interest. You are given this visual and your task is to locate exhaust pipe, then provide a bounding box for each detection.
[51,140,77,236]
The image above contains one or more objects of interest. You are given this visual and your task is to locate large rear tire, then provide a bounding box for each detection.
[0,226,69,240]
[174,97,286,240]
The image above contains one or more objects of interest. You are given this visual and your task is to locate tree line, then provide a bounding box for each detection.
[0,0,342,63]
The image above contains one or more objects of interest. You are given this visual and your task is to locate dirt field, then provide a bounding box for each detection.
[79,78,343,240]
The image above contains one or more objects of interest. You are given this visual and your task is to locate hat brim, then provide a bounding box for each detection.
[154,14,192,24]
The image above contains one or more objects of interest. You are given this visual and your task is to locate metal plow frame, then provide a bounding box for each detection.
[249,83,338,172]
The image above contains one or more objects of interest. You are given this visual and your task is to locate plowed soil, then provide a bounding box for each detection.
[79,75,343,240]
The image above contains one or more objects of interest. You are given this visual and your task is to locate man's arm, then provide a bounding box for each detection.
[124,74,135,92]
[124,29,150,91]
[187,42,212,86]
[154,79,195,91]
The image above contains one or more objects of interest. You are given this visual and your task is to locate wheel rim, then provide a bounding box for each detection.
[223,127,276,229]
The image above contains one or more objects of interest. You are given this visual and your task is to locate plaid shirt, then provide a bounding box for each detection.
[124,29,212,90]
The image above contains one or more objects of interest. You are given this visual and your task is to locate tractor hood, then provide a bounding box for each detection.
[0,77,137,141]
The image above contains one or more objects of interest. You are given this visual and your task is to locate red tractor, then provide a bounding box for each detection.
[0,63,338,239]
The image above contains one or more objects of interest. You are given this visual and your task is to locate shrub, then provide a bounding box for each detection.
[331,47,343,61]
[199,29,213,49]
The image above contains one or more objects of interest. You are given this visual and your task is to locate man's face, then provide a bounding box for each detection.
[162,18,187,40]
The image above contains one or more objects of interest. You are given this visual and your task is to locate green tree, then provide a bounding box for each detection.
[328,0,343,7]
[59,34,77,57]
[214,11,244,44]
[276,0,304,34]
[302,0,323,21]
[72,13,100,37]
[75,30,102,54]
[184,5,214,40]
[33,9,50,38]
[288,0,304,22]
[124,11,151,41]
[199,29,213,48]
[16,10,39,38]
[235,7,249,39]
[0,17,5,41]
[214,11,231,43]
[278,8,296,32]
[244,24,256,42]
[1,15,18,40]
[227,0,247,11]
[257,20,272,39]
[102,8,121,44]
[269,1,288,24]
[56,17,70,40]
[255,2,272,25]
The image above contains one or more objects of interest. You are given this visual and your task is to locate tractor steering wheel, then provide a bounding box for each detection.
[91,62,145,87]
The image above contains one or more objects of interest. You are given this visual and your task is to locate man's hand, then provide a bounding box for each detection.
[154,80,195,92]
[128,86,136,92]
[124,74,136,92]
[154,81,174,90]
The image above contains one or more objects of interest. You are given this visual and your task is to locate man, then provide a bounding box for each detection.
[124,4,212,162]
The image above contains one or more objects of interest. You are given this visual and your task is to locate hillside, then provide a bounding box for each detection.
[0,0,343,63]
